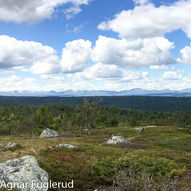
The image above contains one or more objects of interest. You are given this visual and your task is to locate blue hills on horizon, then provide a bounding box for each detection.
[0,88,191,97]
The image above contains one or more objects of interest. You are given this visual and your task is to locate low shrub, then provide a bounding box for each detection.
[117,156,186,178]
[114,170,179,191]
[91,158,116,181]
[91,155,186,190]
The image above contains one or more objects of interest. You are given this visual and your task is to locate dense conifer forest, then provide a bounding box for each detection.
[1,96,191,111]
[0,97,191,135]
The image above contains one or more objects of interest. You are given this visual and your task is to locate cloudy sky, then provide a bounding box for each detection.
[0,0,191,92]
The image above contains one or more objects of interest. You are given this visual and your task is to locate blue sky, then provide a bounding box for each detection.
[0,0,191,92]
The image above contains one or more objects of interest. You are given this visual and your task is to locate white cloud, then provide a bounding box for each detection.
[60,39,92,73]
[133,0,150,5]
[0,34,179,81]
[0,75,38,91]
[40,73,97,91]
[121,71,149,82]
[0,70,190,92]
[98,0,191,39]
[0,35,59,73]
[73,24,84,33]
[30,55,60,74]
[150,65,168,70]
[178,43,191,64]
[63,5,81,19]
[0,0,91,24]
[79,63,123,80]
[92,36,176,68]
[77,62,149,84]
[62,0,92,19]
[162,71,183,80]
[0,35,92,75]
[66,24,84,33]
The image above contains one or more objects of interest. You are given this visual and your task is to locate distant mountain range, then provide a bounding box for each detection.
[1,88,191,97]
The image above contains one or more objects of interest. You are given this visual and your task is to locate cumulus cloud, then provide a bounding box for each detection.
[98,0,191,39]
[79,63,123,80]
[0,35,59,73]
[30,55,60,74]
[0,0,91,24]
[178,43,191,64]
[60,39,92,73]
[0,34,178,77]
[0,36,93,75]
[77,62,149,84]
[92,36,176,68]
[162,71,183,80]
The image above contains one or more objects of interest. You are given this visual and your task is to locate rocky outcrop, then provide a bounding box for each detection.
[107,135,132,145]
[0,155,48,191]
[57,144,77,149]
[40,128,59,138]
[5,142,18,149]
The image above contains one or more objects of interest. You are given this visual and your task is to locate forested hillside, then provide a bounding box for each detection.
[0,101,191,136]
[0,96,191,111]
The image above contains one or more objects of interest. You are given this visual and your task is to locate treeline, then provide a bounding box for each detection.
[1,96,191,111]
[0,100,191,135]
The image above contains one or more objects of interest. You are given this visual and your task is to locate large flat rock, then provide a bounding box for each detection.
[0,155,48,191]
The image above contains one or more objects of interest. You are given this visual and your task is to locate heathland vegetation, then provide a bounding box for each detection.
[0,97,191,190]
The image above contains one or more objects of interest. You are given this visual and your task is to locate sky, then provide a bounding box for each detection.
[0,0,191,92]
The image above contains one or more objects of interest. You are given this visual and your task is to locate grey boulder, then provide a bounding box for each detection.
[40,128,59,138]
[107,135,132,145]
[0,155,48,191]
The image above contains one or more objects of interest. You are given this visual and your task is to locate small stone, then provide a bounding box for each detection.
[5,142,17,149]
[31,149,38,155]
[57,144,77,149]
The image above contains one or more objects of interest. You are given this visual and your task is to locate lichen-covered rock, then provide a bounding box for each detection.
[107,135,132,145]
[40,128,59,138]
[5,142,17,149]
[57,144,77,149]
[0,155,48,191]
